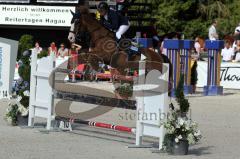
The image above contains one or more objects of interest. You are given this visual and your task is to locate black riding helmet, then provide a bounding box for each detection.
[97,2,109,12]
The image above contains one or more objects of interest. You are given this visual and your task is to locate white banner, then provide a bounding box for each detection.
[37,0,78,3]
[197,61,240,89]
[0,37,18,99]
[0,5,75,27]
[0,0,29,3]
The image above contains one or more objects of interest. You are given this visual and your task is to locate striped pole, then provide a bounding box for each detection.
[182,40,194,94]
[164,39,183,96]
[55,116,135,134]
[204,40,224,96]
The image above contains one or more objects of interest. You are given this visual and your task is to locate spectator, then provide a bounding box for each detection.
[194,37,201,57]
[221,41,234,62]
[160,37,168,56]
[48,42,58,56]
[33,41,42,54]
[234,23,240,41]
[209,19,219,40]
[234,40,240,62]
[58,43,69,58]
[68,43,82,56]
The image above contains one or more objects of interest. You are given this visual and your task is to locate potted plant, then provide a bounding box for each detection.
[163,106,202,155]
[163,74,201,155]
[5,35,33,126]
[5,94,29,126]
[5,103,18,126]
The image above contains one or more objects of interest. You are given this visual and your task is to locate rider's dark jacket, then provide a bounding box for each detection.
[99,9,129,32]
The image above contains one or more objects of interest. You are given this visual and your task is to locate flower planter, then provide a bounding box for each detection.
[17,114,28,126]
[171,140,189,155]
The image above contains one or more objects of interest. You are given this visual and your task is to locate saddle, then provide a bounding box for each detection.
[116,37,142,60]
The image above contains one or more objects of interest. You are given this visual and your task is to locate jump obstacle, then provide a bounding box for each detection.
[28,52,55,130]
[28,38,223,149]
[55,116,134,133]
[164,39,224,96]
[164,39,194,95]
[28,49,170,150]
[203,40,224,95]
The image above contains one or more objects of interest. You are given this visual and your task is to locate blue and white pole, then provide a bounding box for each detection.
[203,40,224,96]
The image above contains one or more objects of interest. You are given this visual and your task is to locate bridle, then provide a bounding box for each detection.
[71,14,114,44]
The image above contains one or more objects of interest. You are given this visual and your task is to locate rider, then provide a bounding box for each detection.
[97,2,130,42]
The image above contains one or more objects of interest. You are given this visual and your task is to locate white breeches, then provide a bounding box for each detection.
[116,24,130,39]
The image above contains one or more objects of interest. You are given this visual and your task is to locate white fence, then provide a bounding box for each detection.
[28,52,55,130]
[28,52,169,150]
[135,61,169,149]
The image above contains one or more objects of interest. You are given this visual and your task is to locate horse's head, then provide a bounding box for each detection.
[68,7,89,43]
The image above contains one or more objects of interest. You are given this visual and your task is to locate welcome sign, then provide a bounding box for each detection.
[37,0,78,3]
[0,0,29,3]
[0,5,75,27]
[0,37,18,99]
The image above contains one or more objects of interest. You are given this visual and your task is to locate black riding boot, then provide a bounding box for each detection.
[115,36,122,44]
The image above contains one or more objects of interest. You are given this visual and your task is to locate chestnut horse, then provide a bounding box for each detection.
[68,6,172,83]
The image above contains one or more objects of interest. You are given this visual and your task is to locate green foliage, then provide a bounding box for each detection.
[183,19,209,39]
[149,0,240,39]
[18,64,31,82]
[197,0,230,20]
[18,90,29,108]
[5,104,19,125]
[175,74,190,113]
[15,34,33,110]
[18,35,34,59]
[163,108,202,150]
[37,50,49,59]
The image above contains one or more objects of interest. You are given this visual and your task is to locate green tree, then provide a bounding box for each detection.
[149,0,240,39]
[175,74,190,113]
[17,34,34,108]
[18,34,33,59]
[197,0,231,20]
